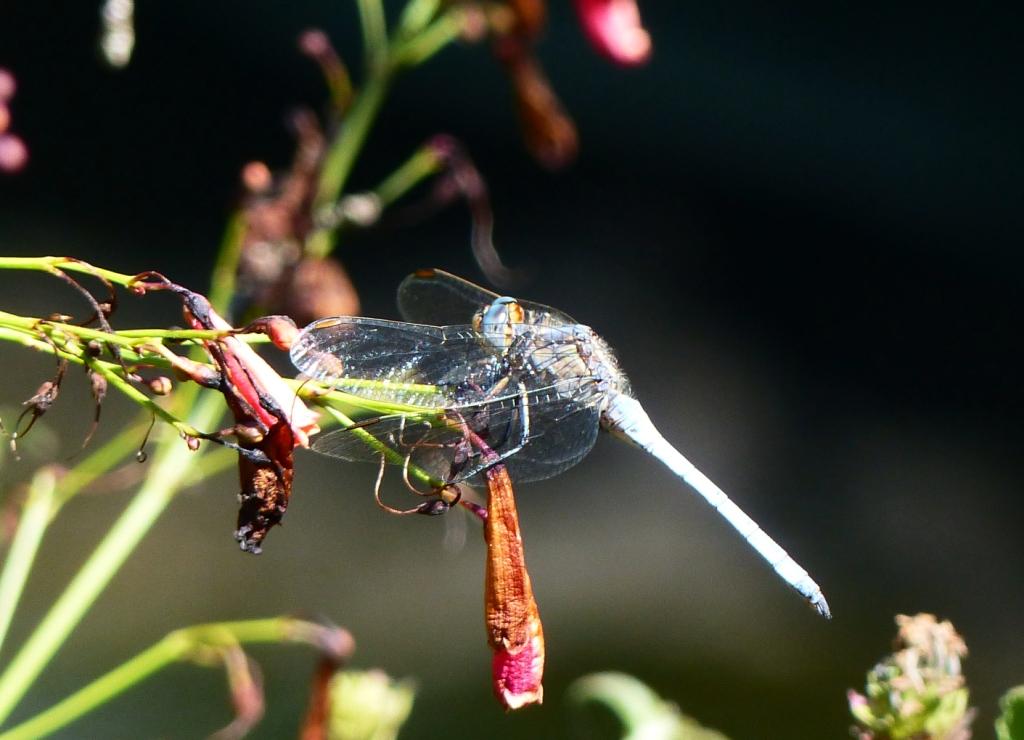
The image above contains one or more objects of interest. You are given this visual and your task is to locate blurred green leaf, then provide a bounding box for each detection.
[328,669,416,740]
[996,686,1024,740]
[567,672,728,740]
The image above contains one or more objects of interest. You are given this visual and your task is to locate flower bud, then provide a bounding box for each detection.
[573,0,652,66]
[147,376,173,395]
[849,613,973,740]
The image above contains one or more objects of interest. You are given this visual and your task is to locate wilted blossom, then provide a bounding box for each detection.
[233,109,360,325]
[572,0,652,66]
[849,613,974,740]
[488,1,579,169]
[483,462,545,709]
[165,285,319,552]
[479,0,650,168]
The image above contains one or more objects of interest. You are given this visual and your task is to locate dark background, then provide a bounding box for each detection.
[1,2,1022,737]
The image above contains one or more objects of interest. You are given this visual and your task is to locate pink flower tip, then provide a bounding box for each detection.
[491,624,544,710]
[298,29,330,58]
[573,0,652,66]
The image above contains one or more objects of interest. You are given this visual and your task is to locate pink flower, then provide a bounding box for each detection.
[573,0,652,66]
[0,134,28,173]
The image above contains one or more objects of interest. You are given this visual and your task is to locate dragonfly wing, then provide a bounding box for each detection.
[505,402,600,483]
[309,385,599,485]
[397,269,500,326]
[398,268,579,326]
[290,316,506,408]
[310,399,533,484]
[311,415,463,482]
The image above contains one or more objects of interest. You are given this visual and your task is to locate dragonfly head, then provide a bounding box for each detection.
[474,296,525,350]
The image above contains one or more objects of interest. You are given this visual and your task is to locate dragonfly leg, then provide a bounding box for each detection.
[374,452,457,516]
[373,453,418,515]
[401,451,438,497]
[466,381,533,472]
[492,381,531,463]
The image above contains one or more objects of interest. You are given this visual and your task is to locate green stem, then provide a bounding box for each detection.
[0,321,442,421]
[116,329,268,342]
[307,7,461,259]
[0,420,148,656]
[0,325,187,384]
[356,0,388,73]
[0,311,140,348]
[390,10,463,68]
[395,0,440,39]
[0,469,58,657]
[0,308,270,346]
[0,617,347,740]
[0,257,138,288]
[0,393,225,726]
[53,417,150,508]
[373,145,443,208]
[208,211,246,316]
[308,71,392,258]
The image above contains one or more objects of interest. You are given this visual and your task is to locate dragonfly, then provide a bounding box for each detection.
[290,268,830,618]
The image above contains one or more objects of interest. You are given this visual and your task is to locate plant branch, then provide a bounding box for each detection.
[0,469,58,657]
[0,617,352,740]
[356,0,388,73]
[308,70,392,258]
[373,144,443,209]
[208,211,247,317]
[307,6,462,258]
[0,392,225,725]
[390,9,463,68]
[0,257,139,289]
[0,421,149,657]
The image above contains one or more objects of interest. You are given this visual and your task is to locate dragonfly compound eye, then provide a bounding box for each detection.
[478,297,524,350]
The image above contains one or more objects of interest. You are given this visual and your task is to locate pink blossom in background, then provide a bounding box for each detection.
[0,135,28,173]
[573,0,652,66]
[0,68,16,101]
[0,68,27,173]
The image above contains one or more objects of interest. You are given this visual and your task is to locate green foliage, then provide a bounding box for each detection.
[327,670,416,740]
[848,614,972,740]
[567,672,728,740]
[996,686,1024,740]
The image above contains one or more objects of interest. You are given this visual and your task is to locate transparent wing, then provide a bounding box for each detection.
[310,388,601,484]
[398,268,579,326]
[290,316,506,409]
[508,402,600,482]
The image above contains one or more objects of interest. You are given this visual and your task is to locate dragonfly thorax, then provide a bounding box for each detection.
[573,325,633,400]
